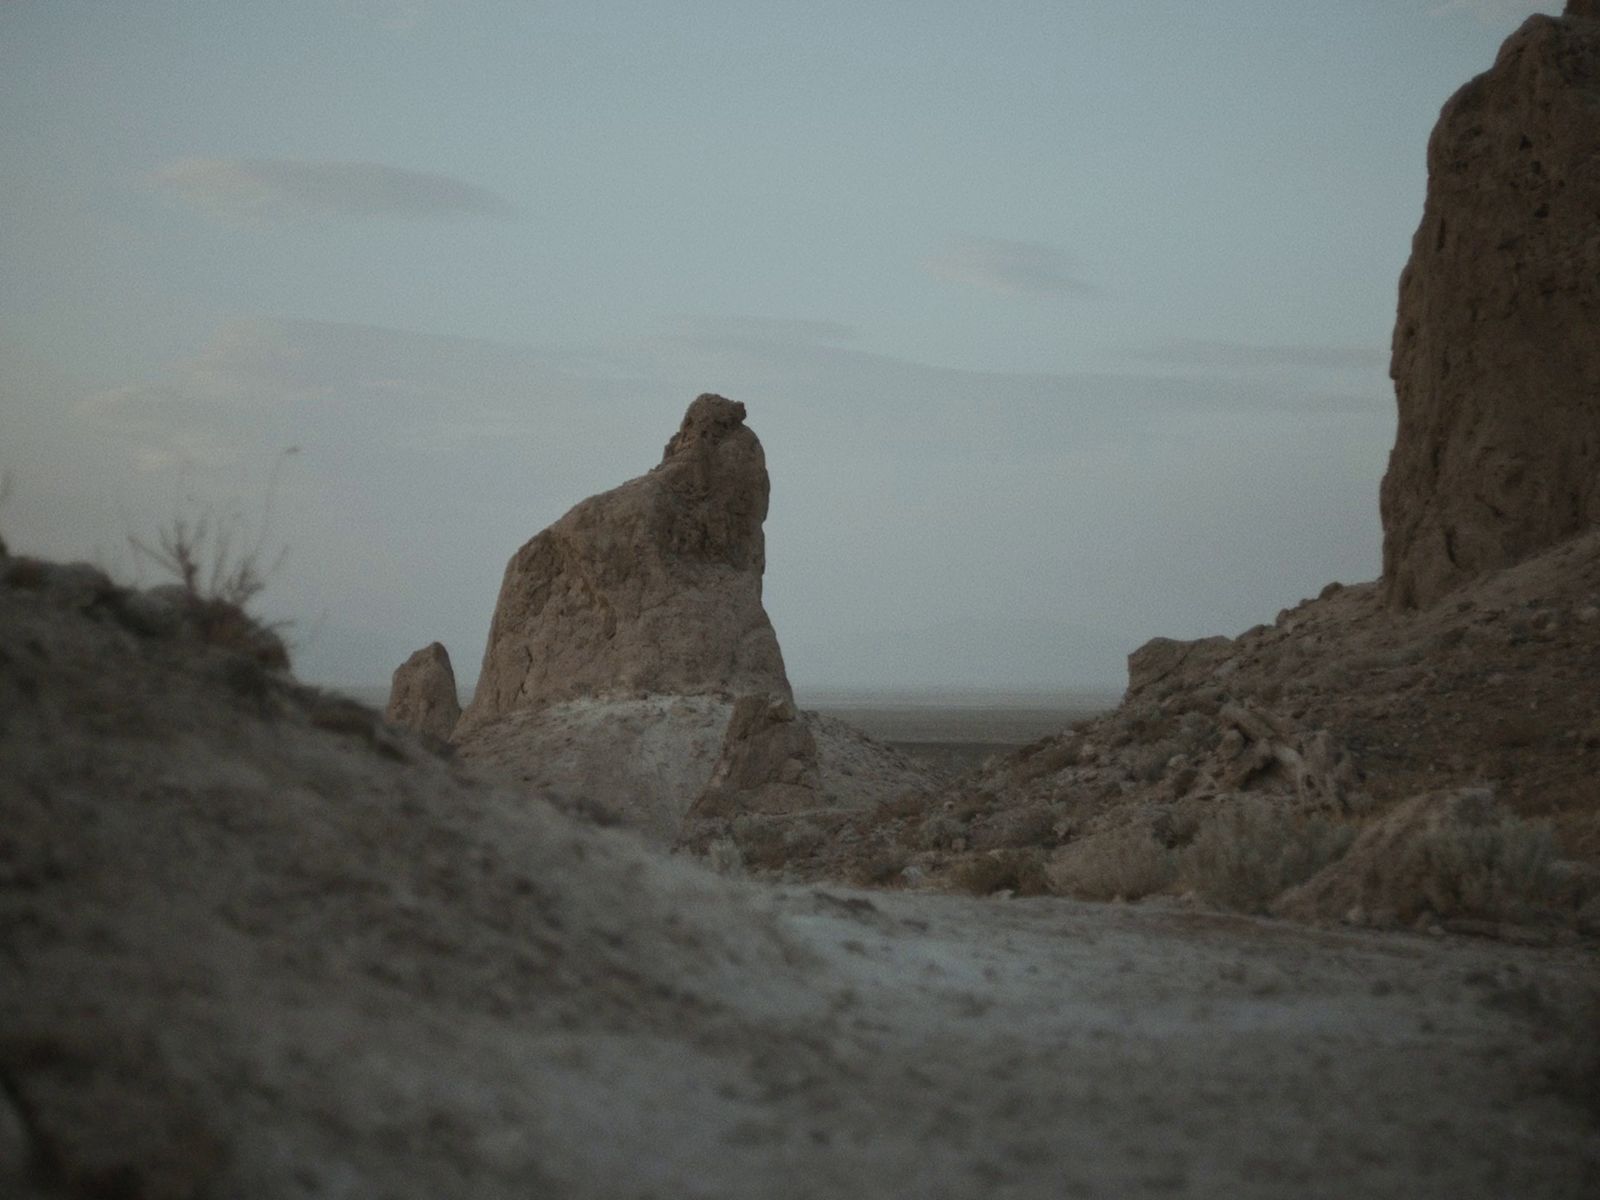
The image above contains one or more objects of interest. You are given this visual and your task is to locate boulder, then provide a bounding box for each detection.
[458,394,791,731]
[690,693,824,820]
[1380,2,1600,608]
[385,642,461,741]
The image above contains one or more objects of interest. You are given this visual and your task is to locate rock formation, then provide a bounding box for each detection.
[384,642,461,741]
[690,693,823,819]
[458,394,791,731]
[1380,0,1600,608]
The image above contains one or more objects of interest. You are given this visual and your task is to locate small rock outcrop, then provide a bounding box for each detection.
[458,394,791,731]
[1380,1,1600,608]
[690,693,824,819]
[385,642,461,741]
[1124,635,1233,701]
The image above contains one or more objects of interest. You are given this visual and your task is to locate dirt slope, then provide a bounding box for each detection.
[4,554,1599,1198]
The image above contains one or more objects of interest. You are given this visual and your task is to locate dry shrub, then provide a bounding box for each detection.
[1272,789,1566,927]
[869,791,931,826]
[126,449,298,668]
[949,849,1049,897]
[1404,807,1557,921]
[1180,796,1354,912]
[970,801,1057,852]
[1046,825,1176,901]
[852,846,911,887]
[1010,737,1078,785]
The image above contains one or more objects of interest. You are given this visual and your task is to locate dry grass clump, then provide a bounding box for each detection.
[1178,796,1354,912]
[948,849,1049,897]
[1046,825,1177,901]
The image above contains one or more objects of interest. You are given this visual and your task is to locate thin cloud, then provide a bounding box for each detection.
[1128,339,1389,372]
[665,315,860,345]
[923,236,1098,300]
[149,157,517,224]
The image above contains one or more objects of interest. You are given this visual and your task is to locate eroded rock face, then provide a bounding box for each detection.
[1125,635,1234,702]
[690,693,823,820]
[459,395,791,731]
[1380,2,1600,608]
[385,642,461,741]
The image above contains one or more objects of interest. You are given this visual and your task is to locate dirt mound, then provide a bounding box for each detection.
[1381,3,1600,608]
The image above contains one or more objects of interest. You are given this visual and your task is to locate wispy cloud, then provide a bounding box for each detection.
[1127,339,1389,373]
[923,236,1098,300]
[149,157,517,224]
[664,315,860,345]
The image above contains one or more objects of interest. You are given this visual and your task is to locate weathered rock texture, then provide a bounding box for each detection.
[690,693,823,820]
[384,642,461,741]
[459,394,790,731]
[1381,2,1600,608]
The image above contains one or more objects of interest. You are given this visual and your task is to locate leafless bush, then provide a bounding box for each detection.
[128,511,286,609]
[1180,796,1354,912]
[127,447,298,609]
[125,450,299,669]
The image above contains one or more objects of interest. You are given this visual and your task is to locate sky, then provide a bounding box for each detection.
[0,0,1562,693]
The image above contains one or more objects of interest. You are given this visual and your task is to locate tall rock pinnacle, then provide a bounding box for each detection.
[1380,5,1600,608]
[457,394,792,731]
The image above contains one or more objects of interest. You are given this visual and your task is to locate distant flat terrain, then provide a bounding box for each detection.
[797,688,1119,772]
[336,683,1119,773]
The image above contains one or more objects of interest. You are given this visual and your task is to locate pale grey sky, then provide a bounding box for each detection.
[0,1,1560,691]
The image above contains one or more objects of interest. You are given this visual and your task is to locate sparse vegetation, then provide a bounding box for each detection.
[1403,808,1558,921]
[123,449,299,669]
[127,447,298,610]
[128,509,284,610]
[1046,825,1178,901]
[1178,797,1354,912]
[949,848,1049,896]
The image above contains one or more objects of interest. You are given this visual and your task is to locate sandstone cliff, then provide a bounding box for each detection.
[1381,0,1600,608]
